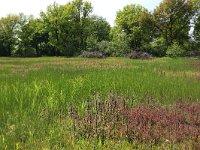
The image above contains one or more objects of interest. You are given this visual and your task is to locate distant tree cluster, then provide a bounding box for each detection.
[0,0,199,57]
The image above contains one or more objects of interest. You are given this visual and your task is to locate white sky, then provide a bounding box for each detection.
[0,0,162,26]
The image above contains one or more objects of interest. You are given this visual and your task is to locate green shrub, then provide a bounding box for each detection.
[183,41,200,57]
[149,37,167,57]
[166,42,185,57]
[14,47,37,57]
[108,37,131,57]
[97,40,111,56]
[109,27,131,56]
[86,36,99,52]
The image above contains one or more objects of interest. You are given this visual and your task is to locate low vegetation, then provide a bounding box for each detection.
[0,57,200,149]
[68,95,200,148]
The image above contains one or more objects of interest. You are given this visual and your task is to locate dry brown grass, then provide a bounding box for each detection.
[164,70,200,79]
[0,64,45,75]
[42,59,129,70]
[0,59,129,76]
[0,59,18,63]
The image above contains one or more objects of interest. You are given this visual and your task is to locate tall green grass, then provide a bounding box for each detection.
[0,57,199,149]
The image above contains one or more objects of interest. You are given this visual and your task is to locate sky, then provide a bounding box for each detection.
[0,0,162,26]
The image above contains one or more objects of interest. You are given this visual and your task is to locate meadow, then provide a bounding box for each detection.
[0,57,199,149]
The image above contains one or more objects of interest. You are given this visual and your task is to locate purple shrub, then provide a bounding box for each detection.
[68,95,200,145]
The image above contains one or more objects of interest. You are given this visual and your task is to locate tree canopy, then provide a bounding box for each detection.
[0,0,199,57]
[116,4,154,50]
[153,0,194,47]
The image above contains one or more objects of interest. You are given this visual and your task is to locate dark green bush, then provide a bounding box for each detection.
[97,41,111,56]
[86,36,99,52]
[14,47,37,57]
[183,41,200,57]
[149,38,167,57]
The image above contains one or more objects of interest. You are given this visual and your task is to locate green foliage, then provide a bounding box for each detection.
[86,16,110,53]
[153,0,194,47]
[86,26,131,57]
[18,15,50,56]
[0,0,200,57]
[86,36,98,52]
[89,15,111,42]
[182,41,200,57]
[150,37,167,56]
[109,27,131,56]
[166,42,185,57]
[0,14,20,56]
[40,0,93,56]
[15,47,37,57]
[97,40,110,56]
[194,16,200,43]
[115,4,154,50]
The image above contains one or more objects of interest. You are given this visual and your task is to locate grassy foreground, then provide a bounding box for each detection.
[0,57,199,149]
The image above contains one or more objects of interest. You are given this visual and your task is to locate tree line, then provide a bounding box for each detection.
[0,0,199,57]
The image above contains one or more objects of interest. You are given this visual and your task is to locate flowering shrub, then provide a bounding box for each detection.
[68,95,200,145]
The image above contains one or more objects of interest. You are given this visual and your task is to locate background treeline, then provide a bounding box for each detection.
[0,0,199,57]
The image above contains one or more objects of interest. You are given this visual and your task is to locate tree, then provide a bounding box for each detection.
[115,4,154,50]
[193,0,200,45]
[18,16,50,56]
[72,0,93,51]
[40,2,63,56]
[41,0,92,56]
[153,0,194,48]
[86,15,111,52]
[109,26,131,56]
[194,16,200,41]
[0,14,20,56]
[89,15,111,42]
[193,15,200,55]
[166,42,184,57]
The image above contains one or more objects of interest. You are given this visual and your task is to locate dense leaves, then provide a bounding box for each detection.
[116,4,154,51]
[0,0,199,57]
[0,14,20,56]
[153,0,194,47]
[194,15,200,47]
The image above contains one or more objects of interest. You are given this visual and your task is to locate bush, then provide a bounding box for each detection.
[79,51,105,58]
[109,28,131,57]
[86,37,113,56]
[68,95,200,145]
[86,36,99,52]
[183,41,200,57]
[97,41,111,56]
[166,42,185,57]
[149,37,167,57]
[14,47,37,57]
[108,39,131,57]
[127,51,152,59]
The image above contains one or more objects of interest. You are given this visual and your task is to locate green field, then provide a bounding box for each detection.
[0,57,200,149]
